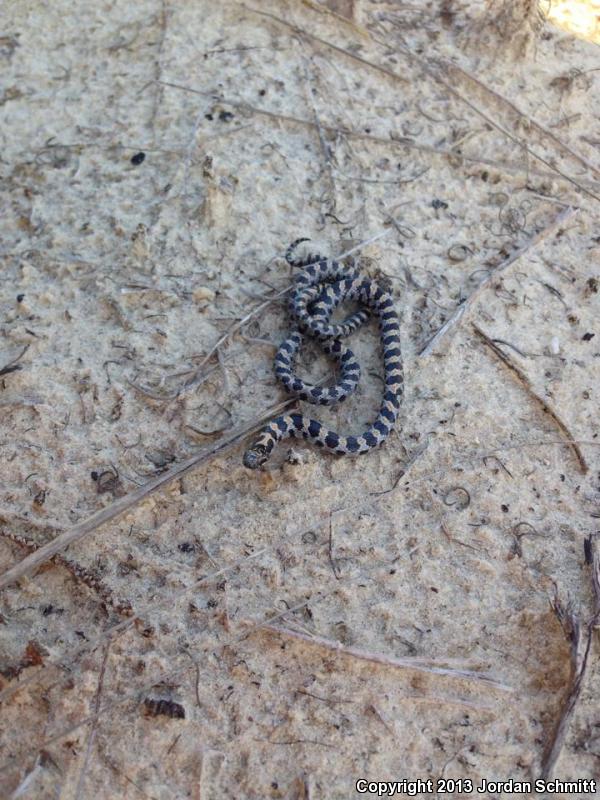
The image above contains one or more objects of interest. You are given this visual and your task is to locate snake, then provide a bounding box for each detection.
[242,239,404,469]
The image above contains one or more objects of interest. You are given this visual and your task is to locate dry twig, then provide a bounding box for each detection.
[438,58,600,183]
[0,528,130,613]
[260,624,513,690]
[244,5,600,204]
[472,325,588,474]
[72,641,112,800]
[0,398,296,591]
[158,80,600,193]
[298,51,337,212]
[419,206,578,356]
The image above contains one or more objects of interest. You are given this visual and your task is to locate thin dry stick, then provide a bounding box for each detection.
[328,511,340,580]
[354,5,600,201]
[244,5,600,205]
[189,288,290,379]
[301,0,369,38]
[0,547,273,707]
[393,690,497,713]
[261,624,513,690]
[426,75,600,205]
[15,562,512,769]
[0,394,45,408]
[73,640,111,800]
[0,232,390,592]
[7,754,46,799]
[243,4,412,87]
[419,206,578,356]
[157,80,600,193]
[0,617,134,704]
[127,362,220,401]
[473,324,588,474]
[298,51,337,211]
[439,58,600,182]
[3,430,520,768]
[12,427,578,769]
[0,529,130,613]
[0,398,295,591]
[233,596,317,643]
[336,229,392,259]
[541,538,600,778]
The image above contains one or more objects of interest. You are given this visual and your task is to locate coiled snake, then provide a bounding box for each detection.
[243,239,404,469]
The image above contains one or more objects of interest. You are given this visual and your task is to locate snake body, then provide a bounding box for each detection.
[242,239,403,469]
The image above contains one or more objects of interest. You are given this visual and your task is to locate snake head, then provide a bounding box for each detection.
[243,445,268,470]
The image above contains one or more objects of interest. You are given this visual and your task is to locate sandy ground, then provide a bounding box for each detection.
[1,1,599,798]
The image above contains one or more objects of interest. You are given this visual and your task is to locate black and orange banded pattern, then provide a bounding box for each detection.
[243,240,404,469]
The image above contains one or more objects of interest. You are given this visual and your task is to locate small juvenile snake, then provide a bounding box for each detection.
[243,239,404,469]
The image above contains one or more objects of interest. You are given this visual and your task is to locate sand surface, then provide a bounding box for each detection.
[1,1,599,798]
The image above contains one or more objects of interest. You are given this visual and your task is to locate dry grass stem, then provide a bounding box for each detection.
[395,691,499,713]
[439,58,600,182]
[72,641,111,800]
[261,624,513,690]
[298,52,337,211]
[0,618,134,705]
[419,205,578,356]
[0,398,297,591]
[158,80,600,193]
[428,78,600,205]
[472,325,588,474]
[7,754,46,799]
[244,5,600,204]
